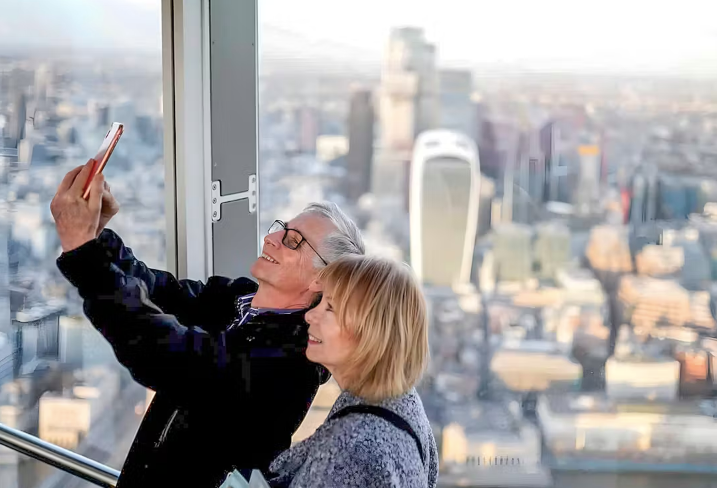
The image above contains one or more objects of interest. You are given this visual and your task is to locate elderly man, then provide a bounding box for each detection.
[50,162,365,488]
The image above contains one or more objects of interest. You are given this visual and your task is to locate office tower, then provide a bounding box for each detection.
[346,90,374,200]
[438,69,473,136]
[410,130,480,288]
[8,92,27,144]
[493,224,533,282]
[630,172,647,225]
[513,130,545,223]
[379,27,438,141]
[575,143,601,214]
[477,175,495,237]
[373,28,437,205]
[539,121,572,204]
[297,107,319,154]
[13,306,63,376]
[645,166,659,222]
[33,64,53,107]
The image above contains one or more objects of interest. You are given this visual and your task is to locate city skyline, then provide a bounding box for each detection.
[3,0,717,77]
[4,4,717,488]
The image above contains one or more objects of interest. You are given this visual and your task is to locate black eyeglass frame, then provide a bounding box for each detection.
[268,220,328,266]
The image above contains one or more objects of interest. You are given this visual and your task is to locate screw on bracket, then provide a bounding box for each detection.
[211,175,257,222]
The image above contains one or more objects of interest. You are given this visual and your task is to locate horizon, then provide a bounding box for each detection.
[1,0,717,79]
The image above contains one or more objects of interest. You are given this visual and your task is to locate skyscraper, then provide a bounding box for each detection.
[379,27,438,151]
[8,92,27,144]
[410,130,480,288]
[297,107,319,154]
[346,90,374,201]
[575,143,601,214]
[373,28,438,207]
[438,69,473,137]
[540,121,571,203]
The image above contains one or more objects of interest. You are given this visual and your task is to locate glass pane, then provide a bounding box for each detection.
[0,1,164,486]
[259,1,717,486]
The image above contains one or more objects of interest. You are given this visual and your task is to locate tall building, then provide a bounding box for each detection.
[8,92,27,144]
[438,69,473,136]
[539,120,575,204]
[512,130,545,224]
[297,107,319,154]
[33,63,53,107]
[410,130,480,288]
[346,90,374,201]
[575,143,602,214]
[373,28,438,206]
[477,175,495,237]
[379,27,438,142]
[13,305,63,376]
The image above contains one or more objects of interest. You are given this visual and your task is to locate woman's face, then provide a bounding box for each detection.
[304,282,356,382]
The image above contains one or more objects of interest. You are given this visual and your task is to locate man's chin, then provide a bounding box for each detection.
[250,258,276,281]
[249,259,264,280]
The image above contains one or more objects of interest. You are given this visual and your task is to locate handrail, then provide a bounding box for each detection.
[0,422,120,487]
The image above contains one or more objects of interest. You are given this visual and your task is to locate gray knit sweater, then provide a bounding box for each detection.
[268,388,438,488]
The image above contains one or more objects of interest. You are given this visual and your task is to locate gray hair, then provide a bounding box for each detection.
[302,202,365,268]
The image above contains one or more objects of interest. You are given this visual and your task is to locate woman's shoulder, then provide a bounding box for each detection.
[325,397,427,463]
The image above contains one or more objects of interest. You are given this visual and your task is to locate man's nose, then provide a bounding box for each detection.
[264,231,282,248]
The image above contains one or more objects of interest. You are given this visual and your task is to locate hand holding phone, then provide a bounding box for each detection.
[82,122,123,200]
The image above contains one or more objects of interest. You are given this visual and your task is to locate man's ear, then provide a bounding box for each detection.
[309,292,323,310]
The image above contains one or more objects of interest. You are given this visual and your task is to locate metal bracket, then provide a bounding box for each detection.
[211,174,257,222]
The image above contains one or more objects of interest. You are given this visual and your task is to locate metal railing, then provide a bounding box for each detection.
[0,422,120,487]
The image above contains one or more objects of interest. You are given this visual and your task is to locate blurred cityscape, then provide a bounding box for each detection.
[0,50,165,488]
[264,26,717,488]
[2,3,717,488]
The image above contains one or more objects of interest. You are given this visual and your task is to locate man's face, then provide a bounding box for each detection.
[250,213,333,296]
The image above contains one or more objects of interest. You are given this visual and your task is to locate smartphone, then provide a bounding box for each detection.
[82,122,124,199]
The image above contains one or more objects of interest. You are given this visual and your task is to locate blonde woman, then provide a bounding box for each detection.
[267,255,438,487]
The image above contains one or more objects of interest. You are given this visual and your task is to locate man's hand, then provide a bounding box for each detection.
[97,179,120,237]
[51,160,106,253]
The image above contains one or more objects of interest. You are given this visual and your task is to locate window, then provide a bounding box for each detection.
[259,0,717,485]
[0,1,164,486]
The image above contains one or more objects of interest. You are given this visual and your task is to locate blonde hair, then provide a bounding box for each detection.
[318,255,429,402]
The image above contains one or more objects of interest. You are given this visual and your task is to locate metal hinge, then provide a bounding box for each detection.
[211,174,257,222]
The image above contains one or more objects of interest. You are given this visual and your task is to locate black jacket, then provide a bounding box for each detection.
[56,229,329,488]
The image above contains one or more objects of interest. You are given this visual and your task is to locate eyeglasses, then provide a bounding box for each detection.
[268,220,328,266]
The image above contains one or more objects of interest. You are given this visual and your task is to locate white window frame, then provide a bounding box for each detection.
[162,0,259,282]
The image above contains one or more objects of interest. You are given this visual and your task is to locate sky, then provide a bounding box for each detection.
[2,0,717,75]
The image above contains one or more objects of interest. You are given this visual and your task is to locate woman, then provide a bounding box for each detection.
[267,255,438,488]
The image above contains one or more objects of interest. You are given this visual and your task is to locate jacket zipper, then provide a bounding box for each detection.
[155,409,179,448]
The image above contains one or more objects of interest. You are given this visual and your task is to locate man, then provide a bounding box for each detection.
[50,161,365,487]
